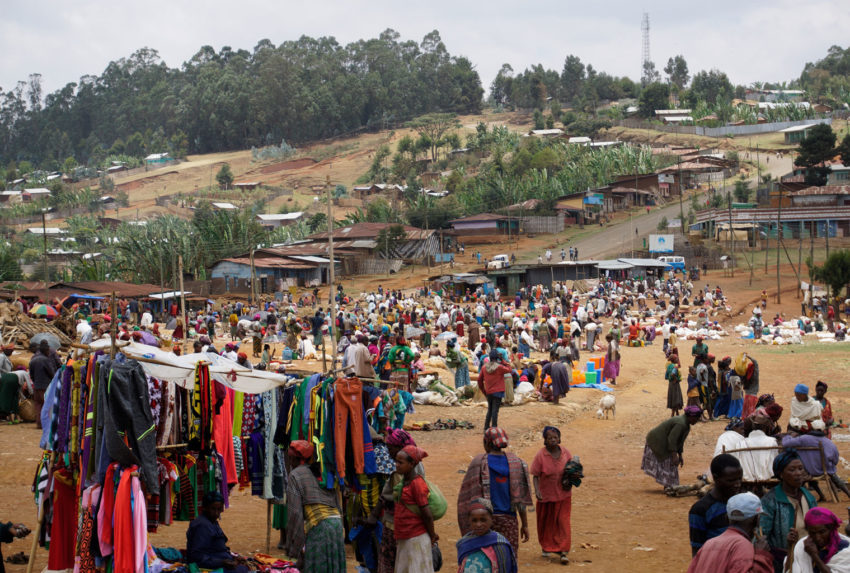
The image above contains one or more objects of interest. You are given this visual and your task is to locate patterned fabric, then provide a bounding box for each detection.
[232,435,244,475]
[374,442,396,475]
[457,453,533,535]
[304,503,340,533]
[640,443,679,487]
[490,513,519,553]
[148,376,162,430]
[303,517,346,573]
[377,526,397,573]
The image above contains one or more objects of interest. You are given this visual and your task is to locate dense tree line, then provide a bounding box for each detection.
[489,55,638,112]
[0,29,483,169]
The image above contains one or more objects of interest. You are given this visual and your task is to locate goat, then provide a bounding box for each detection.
[596,394,616,419]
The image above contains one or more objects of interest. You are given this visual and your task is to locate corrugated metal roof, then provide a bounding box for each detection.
[790,186,850,196]
[219,257,315,270]
[597,260,633,270]
[256,212,304,221]
[449,213,508,223]
[617,258,671,268]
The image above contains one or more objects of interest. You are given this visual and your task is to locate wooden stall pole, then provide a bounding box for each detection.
[26,452,55,573]
[179,255,187,355]
[110,291,117,359]
[266,500,272,553]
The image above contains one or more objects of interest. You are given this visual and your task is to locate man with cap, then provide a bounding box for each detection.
[790,384,823,431]
[687,492,773,572]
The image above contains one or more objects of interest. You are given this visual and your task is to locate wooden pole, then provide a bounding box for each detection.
[26,452,55,573]
[41,210,50,303]
[110,291,117,359]
[179,255,187,355]
[776,185,782,303]
[326,175,337,369]
[266,500,272,553]
[249,248,256,308]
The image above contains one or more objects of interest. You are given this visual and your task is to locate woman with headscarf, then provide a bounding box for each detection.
[481,349,511,429]
[815,381,835,436]
[457,428,532,554]
[285,441,346,572]
[641,406,703,492]
[713,356,733,419]
[665,350,683,417]
[760,449,818,572]
[790,507,850,572]
[387,337,415,392]
[791,384,824,432]
[393,445,438,573]
[531,426,573,565]
[602,332,620,385]
[367,430,421,573]
[456,498,518,573]
[445,338,471,389]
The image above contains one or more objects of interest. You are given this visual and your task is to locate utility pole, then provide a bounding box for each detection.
[798,222,803,298]
[326,175,337,369]
[249,248,256,307]
[178,255,186,355]
[677,158,685,236]
[728,192,735,277]
[776,185,782,303]
[41,210,49,303]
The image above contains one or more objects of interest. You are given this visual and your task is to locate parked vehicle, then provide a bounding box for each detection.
[657,255,686,272]
[487,254,511,269]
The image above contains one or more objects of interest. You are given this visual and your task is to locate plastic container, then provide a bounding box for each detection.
[597,356,605,370]
[572,370,584,384]
[584,371,598,384]
[586,361,596,373]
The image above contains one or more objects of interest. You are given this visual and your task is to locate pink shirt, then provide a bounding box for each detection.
[530,446,572,502]
[687,527,773,573]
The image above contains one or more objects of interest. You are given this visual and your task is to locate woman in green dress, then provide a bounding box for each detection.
[387,337,415,392]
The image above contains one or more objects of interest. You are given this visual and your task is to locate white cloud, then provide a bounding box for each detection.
[1,0,847,96]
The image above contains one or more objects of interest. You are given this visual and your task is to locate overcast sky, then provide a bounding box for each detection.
[3,0,848,97]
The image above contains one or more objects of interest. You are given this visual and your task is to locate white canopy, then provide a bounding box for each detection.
[92,339,292,393]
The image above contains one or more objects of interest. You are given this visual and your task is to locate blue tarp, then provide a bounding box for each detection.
[571,383,615,392]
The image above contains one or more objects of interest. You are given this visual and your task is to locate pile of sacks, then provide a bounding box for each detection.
[412,375,459,407]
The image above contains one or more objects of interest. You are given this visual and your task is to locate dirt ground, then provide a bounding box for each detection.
[3,266,850,572]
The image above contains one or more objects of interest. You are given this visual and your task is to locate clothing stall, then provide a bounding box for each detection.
[28,338,415,573]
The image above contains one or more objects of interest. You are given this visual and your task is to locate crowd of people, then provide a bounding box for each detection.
[644,340,850,572]
[7,266,849,573]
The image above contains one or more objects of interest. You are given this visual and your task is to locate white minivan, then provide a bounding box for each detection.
[487,254,511,269]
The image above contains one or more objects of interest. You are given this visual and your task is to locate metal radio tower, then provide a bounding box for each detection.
[641,12,651,85]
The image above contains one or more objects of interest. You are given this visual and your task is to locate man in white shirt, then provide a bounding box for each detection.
[76,318,93,346]
[662,321,672,353]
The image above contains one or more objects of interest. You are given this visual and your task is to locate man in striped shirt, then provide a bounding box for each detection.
[688,454,743,555]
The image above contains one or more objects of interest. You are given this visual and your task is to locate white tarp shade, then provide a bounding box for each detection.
[93,340,290,393]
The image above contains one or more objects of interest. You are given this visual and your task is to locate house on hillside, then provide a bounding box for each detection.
[234,181,261,191]
[780,123,826,144]
[655,109,693,124]
[256,212,304,229]
[22,188,52,202]
[527,129,564,138]
[0,191,22,203]
[211,202,238,211]
[210,250,333,293]
[351,183,405,202]
[304,222,438,264]
[447,213,519,244]
[145,153,170,166]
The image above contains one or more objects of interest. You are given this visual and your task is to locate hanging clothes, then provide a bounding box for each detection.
[213,388,237,486]
[47,466,78,572]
